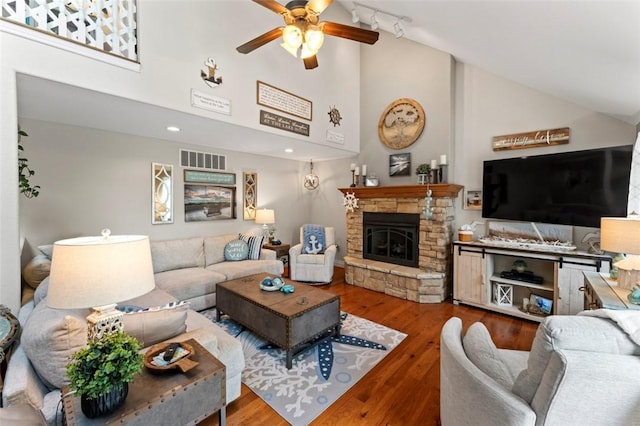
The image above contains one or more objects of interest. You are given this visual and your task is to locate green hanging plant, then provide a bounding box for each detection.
[18,129,40,198]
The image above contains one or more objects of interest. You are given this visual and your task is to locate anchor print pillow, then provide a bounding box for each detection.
[301,224,326,254]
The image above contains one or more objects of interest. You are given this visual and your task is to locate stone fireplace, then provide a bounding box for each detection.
[339,184,462,303]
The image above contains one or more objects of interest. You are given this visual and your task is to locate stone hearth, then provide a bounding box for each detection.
[339,184,462,303]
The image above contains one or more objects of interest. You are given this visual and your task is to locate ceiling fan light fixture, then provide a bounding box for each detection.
[282,24,303,48]
[304,26,324,51]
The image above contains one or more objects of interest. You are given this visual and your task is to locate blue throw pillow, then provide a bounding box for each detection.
[238,233,264,260]
[301,224,326,254]
[224,239,249,261]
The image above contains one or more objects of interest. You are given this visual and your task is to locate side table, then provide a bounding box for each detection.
[264,242,290,277]
[583,271,640,311]
[62,338,226,425]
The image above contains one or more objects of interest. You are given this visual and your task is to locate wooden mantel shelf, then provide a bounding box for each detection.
[338,184,463,199]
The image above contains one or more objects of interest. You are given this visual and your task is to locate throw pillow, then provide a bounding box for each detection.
[512,315,640,404]
[33,276,50,306]
[463,322,515,389]
[122,301,189,347]
[21,302,89,389]
[223,239,249,261]
[301,224,326,254]
[22,254,51,289]
[239,233,264,260]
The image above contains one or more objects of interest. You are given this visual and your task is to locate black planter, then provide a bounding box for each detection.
[80,382,128,418]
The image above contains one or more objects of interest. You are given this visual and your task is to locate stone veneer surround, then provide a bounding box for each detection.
[339,185,463,303]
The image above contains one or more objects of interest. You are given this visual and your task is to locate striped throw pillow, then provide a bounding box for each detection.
[239,233,264,260]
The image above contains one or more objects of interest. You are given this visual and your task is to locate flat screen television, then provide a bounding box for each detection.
[482,145,633,228]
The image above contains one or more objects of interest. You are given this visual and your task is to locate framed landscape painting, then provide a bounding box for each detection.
[184,184,236,221]
[389,153,411,177]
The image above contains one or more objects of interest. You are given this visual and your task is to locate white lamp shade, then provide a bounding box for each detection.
[255,209,275,225]
[600,217,640,255]
[47,235,156,309]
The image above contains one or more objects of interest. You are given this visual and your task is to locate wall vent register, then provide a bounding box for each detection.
[180,149,227,171]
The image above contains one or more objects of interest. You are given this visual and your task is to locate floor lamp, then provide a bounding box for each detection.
[47,230,156,341]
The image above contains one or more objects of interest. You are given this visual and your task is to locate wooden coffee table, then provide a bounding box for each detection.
[216,272,341,368]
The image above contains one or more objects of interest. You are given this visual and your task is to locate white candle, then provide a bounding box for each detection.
[431,159,438,169]
[355,166,360,176]
[440,154,447,165]
[350,163,356,171]
[362,164,367,175]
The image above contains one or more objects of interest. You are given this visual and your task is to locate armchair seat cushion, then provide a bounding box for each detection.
[296,254,328,265]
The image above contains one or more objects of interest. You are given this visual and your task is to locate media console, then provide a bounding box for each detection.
[453,241,611,322]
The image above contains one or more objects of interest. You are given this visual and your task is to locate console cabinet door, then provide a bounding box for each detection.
[555,259,609,315]
[454,250,485,304]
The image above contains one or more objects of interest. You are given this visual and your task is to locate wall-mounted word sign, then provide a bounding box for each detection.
[492,127,570,151]
[257,81,312,121]
[260,110,310,136]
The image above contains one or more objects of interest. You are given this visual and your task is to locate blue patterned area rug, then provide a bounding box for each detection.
[201,309,407,426]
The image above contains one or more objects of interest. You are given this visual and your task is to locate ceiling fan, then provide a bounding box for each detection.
[236,0,379,70]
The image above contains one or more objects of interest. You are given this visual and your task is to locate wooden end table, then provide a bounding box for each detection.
[62,338,226,425]
[263,242,290,277]
[583,271,640,311]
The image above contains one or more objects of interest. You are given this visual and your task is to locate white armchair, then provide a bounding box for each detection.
[289,225,336,284]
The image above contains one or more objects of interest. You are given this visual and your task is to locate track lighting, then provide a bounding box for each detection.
[351,8,359,24]
[352,1,411,36]
[394,21,404,38]
[370,12,379,30]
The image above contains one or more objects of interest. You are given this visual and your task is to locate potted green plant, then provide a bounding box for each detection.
[18,129,40,198]
[66,331,143,418]
[415,163,431,184]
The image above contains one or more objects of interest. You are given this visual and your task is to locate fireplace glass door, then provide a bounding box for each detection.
[363,212,420,268]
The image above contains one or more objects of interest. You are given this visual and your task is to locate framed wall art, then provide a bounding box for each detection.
[464,189,482,210]
[378,98,426,149]
[243,171,257,220]
[152,163,173,224]
[389,153,411,177]
[184,184,236,222]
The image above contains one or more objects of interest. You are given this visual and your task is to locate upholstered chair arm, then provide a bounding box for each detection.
[323,245,337,265]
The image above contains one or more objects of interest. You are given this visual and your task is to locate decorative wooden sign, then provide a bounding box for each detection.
[492,127,570,151]
[184,170,236,185]
[259,110,310,136]
[257,81,312,121]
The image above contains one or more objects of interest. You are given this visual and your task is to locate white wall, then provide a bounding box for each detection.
[18,118,309,252]
[453,64,637,239]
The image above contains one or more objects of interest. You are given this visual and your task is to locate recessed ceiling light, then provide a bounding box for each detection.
[285,148,294,153]
[166,126,181,132]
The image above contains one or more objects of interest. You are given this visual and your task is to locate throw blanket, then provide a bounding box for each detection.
[579,309,640,346]
[302,224,326,254]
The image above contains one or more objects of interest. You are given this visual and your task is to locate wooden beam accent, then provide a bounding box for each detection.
[338,184,463,199]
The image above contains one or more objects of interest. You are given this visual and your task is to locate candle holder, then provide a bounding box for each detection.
[439,165,448,183]
[350,170,356,187]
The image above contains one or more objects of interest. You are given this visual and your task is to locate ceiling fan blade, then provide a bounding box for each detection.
[252,0,289,15]
[236,27,283,54]
[321,21,379,45]
[303,55,318,69]
[306,0,333,15]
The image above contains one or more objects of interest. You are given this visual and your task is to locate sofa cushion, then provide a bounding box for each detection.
[463,322,515,389]
[239,233,264,260]
[150,237,204,273]
[154,268,226,301]
[33,276,50,306]
[122,301,188,347]
[512,315,640,404]
[207,259,284,280]
[21,302,90,389]
[224,240,249,261]
[204,234,237,266]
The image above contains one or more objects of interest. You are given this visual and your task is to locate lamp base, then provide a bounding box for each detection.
[615,268,640,291]
[87,304,124,341]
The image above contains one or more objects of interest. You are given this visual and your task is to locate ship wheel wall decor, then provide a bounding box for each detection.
[378,98,426,149]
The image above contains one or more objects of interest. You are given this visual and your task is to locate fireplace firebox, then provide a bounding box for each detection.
[363,212,420,268]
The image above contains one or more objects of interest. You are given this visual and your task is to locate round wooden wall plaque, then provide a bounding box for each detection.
[377,98,426,149]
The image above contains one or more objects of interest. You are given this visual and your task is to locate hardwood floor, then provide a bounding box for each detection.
[200,267,538,426]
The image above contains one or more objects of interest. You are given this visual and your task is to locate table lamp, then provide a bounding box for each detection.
[600,217,640,290]
[255,209,275,241]
[47,229,156,341]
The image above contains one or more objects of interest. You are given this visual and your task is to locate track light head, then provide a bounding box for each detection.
[394,21,404,38]
[370,12,379,30]
[351,8,359,24]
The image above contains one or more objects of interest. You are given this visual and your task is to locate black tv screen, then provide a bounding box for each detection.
[482,145,633,228]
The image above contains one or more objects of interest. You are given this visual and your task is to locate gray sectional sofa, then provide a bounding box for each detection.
[4,233,284,424]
